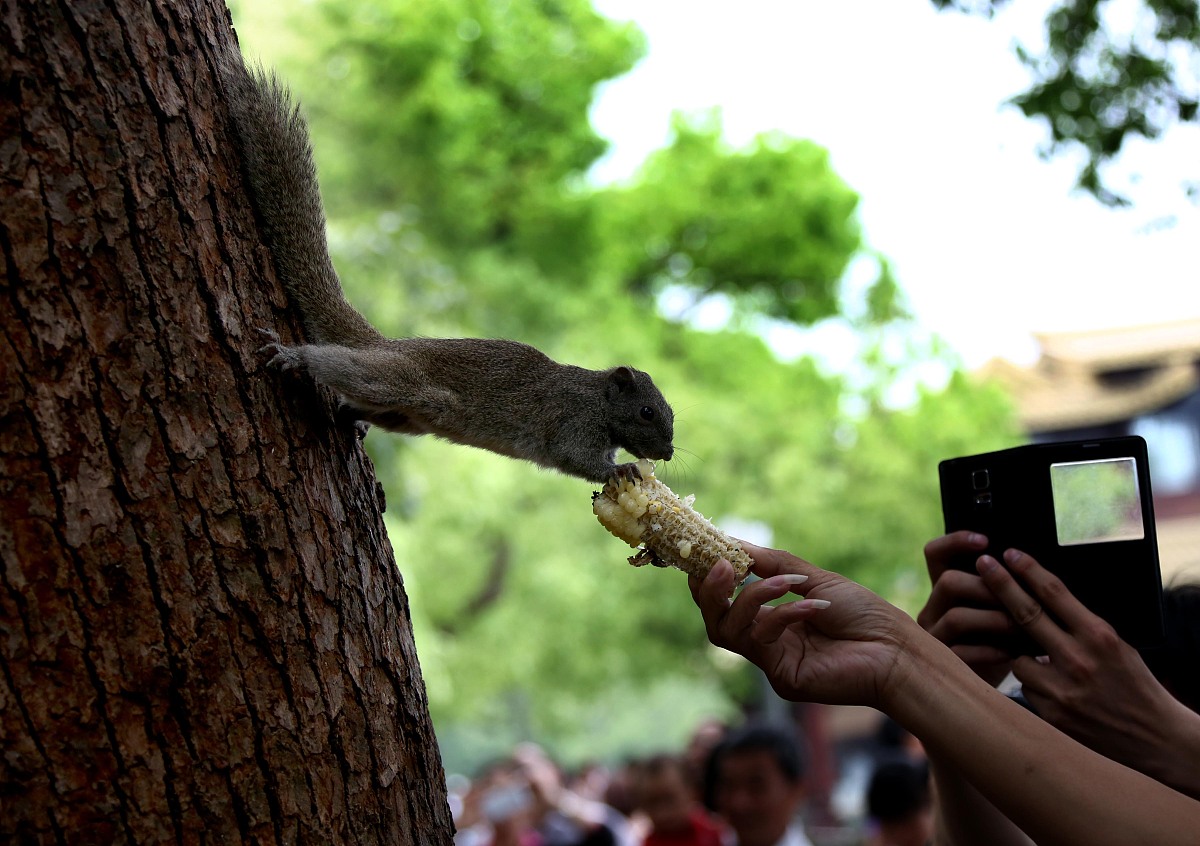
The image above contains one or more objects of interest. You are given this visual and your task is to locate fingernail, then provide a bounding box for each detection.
[969,533,987,546]
[778,574,809,585]
[1004,549,1022,564]
[808,599,831,609]
[976,555,999,574]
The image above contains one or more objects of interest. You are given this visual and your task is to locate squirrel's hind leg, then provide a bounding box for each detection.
[332,403,373,439]
[353,406,429,436]
[296,343,449,436]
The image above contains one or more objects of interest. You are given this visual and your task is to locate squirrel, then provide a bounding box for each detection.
[218,50,674,484]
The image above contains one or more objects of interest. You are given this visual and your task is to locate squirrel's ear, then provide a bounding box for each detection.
[607,366,636,398]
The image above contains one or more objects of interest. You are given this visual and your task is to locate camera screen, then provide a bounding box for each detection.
[1049,457,1145,546]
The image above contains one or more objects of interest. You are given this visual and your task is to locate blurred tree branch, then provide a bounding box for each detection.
[934,0,1199,206]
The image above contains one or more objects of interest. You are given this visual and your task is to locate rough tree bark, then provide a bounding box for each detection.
[0,1,453,842]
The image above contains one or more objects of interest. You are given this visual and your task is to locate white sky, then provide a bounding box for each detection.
[588,0,1200,370]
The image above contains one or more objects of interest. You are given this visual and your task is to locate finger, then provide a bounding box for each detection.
[738,542,809,577]
[691,560,736,639]
[1000,548,1096,634]
[752,599,832,644]
[950,643,1013,667]
[923,531,989,581]
[977,554,1070,654]
[926,605,1015,646]
[1009,655,1060,709]
[722,573,813,637]
[918,569,1004,631]
[740,542,836,592]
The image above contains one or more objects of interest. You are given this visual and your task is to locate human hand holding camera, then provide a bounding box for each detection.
[918,530,1016,688]
[925,536,1200,799]
[978,547,1200,796]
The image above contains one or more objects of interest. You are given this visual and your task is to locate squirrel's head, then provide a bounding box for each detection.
[604,366,675,462]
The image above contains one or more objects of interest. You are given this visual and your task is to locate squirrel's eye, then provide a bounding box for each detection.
[639,406,655,421]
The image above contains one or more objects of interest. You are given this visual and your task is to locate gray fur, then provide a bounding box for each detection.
[223,51,674,483]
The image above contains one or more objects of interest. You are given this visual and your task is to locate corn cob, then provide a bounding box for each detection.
[592,459,752,590]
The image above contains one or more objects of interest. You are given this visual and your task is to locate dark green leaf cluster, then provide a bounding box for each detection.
[934,0,1199,205]
[603,113,862,326]
[307,0,644,277]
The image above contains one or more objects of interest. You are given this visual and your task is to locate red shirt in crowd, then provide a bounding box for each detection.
[641,807,724,846]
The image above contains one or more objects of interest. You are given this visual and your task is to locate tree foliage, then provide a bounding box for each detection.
[232,0,1020,770]
[933,0,1200,205]
[293,0,644,280]
[601,112,863,325]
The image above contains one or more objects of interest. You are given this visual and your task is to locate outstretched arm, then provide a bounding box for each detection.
[690,546,1200,846]
[917,532,1032,846]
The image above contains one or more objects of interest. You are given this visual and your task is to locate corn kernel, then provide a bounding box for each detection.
[591,463,752,590]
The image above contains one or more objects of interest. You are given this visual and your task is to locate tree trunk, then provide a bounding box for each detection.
[0,1,452,842]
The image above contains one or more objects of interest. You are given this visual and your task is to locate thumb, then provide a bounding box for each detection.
[739,541,829,584]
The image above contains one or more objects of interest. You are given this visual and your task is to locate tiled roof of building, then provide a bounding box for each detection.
[978,318,1200,433]
[1033,318,1200,369]
[1157,515,1200,584]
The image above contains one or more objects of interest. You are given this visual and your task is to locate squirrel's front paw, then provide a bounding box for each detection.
[256,328,305,372]
[610,462,644,484]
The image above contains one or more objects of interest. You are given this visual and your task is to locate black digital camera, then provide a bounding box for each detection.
[939,436,1165,649]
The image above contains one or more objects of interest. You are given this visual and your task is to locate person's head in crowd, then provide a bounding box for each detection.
[511,741,563,816]
[874,717,925,763]
[865,759,932,846]
[1143,582,1200,713]
[456,756,538,844]
[568,761,612,804]
[602,758,642,820]
[511,742,633,846]
[635,754,705,836]
[685,718,729,809]
[708,722,809,846]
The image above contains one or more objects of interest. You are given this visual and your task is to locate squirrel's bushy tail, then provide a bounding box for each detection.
[219,48,381,348]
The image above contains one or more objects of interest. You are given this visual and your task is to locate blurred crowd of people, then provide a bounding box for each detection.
[447,531,1200,846]
[449,714,929,846]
